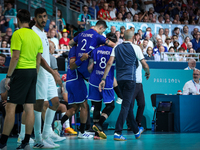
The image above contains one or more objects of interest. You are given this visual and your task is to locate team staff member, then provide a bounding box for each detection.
[99,29,150,141]
[0,9,43,150]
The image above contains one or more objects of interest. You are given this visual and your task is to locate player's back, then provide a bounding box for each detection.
[89,45,114,89]
[73,29,106,79]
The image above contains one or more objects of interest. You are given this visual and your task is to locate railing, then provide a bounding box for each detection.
[160,52,200,62]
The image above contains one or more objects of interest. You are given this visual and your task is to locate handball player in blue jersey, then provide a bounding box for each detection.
[87,33,117,140]
[60,21,116,138]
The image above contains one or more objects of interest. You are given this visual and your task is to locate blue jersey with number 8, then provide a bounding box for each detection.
[73,29,106,79]
[89,45,114,89]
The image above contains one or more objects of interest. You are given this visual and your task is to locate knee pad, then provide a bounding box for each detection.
[102,101,115,117]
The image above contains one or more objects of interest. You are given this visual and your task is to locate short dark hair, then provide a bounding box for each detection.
[0,54,6,59]
[82,5,88,10]
[174,27,179,31]
[17,9,30,23]
[34,8,47,17]
[58,9,62,18]
[96,20,108,28]
[106,33,117,43]
[29,19,36,29]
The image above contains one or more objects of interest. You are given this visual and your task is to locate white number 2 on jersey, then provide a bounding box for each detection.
[81,39,87,51]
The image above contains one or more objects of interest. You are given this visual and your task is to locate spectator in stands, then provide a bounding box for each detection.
[173,14,181,24]
[133,3,140,14]
[133,33,141,45]
[126,1,135,16]
[186,42,193,52]
[98,3,112,21]
[142,15,149,22]
[116,12,123,21]
[46,21,59,37]
[173,40,180,52]
[168,0,181,19]
[168,46,177,61]
[183,69,200,95]
[2,28,12,44]
[84,0,92,7]
[164,14,172,24]
[154,46,168,61]
[148,13,153,22]
[0,54,6,66]
[138,29,143,41]
[182,25,193,40]
[140,39,148,55]
[192,28,199,39]
[176,47,186,61]
[107,26,116,35]
[118,5,126,20]
[164,37,173,51]
[78,5,91,31]
[142,31,153,49]
[191,31,200,51]
[156,28,166,44]
[184,58,197,70]
[89,0,99,19]
[0,40,9,56]
[181,36,190,51]
[187,48,197,60]
[50,29,59,49]
[119,26,125,40]
[187,0,196,18]
[143,0,155,12]
[164,28,170,39]
[59,29,70,49]
[130,27,135,32]
[139,11,148,22]
[57,9,66,31]
[156,15,164,24]
[173,27,183,46]
[108,0,117,20]
[125,12,133,22]
[180,11,189,24]
[144,47,154,60]
[133,14,139,22]
[153,39,168,54]
[115,31,123,45]
[0,6,9,33]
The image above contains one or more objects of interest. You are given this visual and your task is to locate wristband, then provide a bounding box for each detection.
[6,75,11,78]
[101,78,106,81]
[75,59,83,66]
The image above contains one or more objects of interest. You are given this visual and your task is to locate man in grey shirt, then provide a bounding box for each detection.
[99,29,150,141]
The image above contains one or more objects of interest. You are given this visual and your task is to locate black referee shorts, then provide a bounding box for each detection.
[8,69,37,105]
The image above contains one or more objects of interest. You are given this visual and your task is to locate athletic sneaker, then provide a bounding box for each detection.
[16,142,30,150]
[85,128,95,136]
[17,136,34,144]
[0,143,7,150]
[94,135,104,140]
[78,132,93,139]
[65,127,77,135]
[116,97,123,104]
[43,137,60,148]
[54,120,62,136]
[135,131,141,139]
[33,139,55,149]
[114,133,127,141]
[139,127,144,134]
[50,131,66,142]
[92,124,107,139]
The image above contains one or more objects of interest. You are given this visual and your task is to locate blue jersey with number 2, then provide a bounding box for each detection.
[73,29,106,79]
[89,45,114,89]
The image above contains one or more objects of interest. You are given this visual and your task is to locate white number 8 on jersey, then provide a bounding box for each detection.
[99,57,106,69]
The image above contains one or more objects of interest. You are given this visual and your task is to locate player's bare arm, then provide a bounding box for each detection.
[68,39,77,47]
[105,39,116,48]
[87,58,94,73]
[70,53,89,70]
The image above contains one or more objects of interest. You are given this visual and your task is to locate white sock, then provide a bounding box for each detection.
[61,112,70,128]
[42,108,56,139]
[34,110,42,141]
[19,124,25,138]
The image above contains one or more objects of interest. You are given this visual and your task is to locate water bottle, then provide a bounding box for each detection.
[152,120,155,132]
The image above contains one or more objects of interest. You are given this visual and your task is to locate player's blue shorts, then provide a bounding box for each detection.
[66,78,87,105]
[88,84,115,104]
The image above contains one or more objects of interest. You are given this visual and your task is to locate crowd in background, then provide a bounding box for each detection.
[0,0,200,63]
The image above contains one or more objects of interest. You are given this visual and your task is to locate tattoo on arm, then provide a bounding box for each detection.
[105,39,110,45]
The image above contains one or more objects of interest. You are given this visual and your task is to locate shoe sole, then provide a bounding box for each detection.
[114,138,127,141]
[92,125,107,139]
[135,134,141,139]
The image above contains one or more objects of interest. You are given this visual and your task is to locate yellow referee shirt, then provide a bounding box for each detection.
[10,28,43,69]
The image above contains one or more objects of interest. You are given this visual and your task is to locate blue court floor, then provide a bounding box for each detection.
[6,130,200,150]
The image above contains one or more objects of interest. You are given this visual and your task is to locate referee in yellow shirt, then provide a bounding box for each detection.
[0,9,43,150]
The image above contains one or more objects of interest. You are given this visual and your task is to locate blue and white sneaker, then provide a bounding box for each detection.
[54,120,62,136]
[78,131,93,139]
[114,133,127,141]
[135,130,141,139]
[139,127,144,134]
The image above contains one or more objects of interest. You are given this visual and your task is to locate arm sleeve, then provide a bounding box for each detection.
[183,82,189,95]
[78,14,82,21]
[38,38,43,53]
[69,46,76,59]
[50,55,58,70]
[0,79,6,94]
[10,32,22,51]
[111,46,117,57]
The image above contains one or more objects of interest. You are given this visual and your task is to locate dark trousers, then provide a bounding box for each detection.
[115,80,139,134]
[127,83,145,126]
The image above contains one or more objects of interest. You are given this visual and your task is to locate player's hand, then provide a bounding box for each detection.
[80,53,89,61]
[53,74,63,87]
[2,100,7,107]
[5,78,10,90]
[99,80,105,92]
[145,72,150,80]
